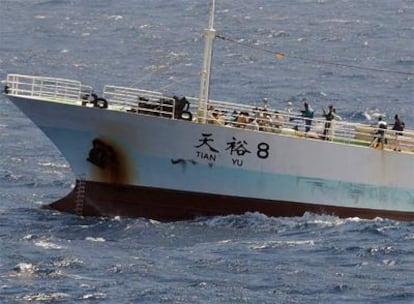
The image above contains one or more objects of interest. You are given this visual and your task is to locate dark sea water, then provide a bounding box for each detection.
[0,0,413,303]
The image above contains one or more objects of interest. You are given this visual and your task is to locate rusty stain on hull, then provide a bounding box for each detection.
[87,137,134,184]
[48,180,414,222]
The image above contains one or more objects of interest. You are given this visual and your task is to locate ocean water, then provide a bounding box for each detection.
[0,0,413,303]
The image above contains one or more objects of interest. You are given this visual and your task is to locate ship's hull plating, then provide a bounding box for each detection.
[49,180,414,221]
[8,95,414,221]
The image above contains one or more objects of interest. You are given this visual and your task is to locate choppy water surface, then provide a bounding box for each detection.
[0,0,413,303]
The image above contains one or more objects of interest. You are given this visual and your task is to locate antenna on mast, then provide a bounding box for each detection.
[197,0,216,123]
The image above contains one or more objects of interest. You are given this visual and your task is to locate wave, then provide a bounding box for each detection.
[193,211,363,232]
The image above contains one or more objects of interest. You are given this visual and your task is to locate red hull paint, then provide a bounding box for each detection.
[48,180,414,221]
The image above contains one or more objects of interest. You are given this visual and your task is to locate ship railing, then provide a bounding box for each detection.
[5,74,92,103]
[185,97,414,151]
[103,85,175,119]
[6,74,414,151]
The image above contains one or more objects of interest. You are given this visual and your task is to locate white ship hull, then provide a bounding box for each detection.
[6,93,414,221]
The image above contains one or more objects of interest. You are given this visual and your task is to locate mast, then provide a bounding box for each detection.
[197,0,216,123]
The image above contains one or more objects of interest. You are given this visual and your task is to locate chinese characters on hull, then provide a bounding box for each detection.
[226,137,251,166]
[194,133,269,167]
[194,133,219,162]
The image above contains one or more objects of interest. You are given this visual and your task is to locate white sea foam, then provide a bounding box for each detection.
[11,263,38,278]
[404,234,414,240]
[248,240,315,250]
[34,240,63,250]
[382,259,396,266]
[52,257,84,268]
[107,15,123,21]
[85,236,106,242]
[22,234,34,240]
[149,219,161,225]
[82,292,107,300]
[14,262,36,273]
[217,239,232,244]
[37,162,68,169]
[20,293,70,301]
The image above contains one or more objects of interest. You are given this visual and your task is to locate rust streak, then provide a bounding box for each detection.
[88,137,134,184]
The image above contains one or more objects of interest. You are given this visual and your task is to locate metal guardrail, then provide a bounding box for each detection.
[4,74,414,152]
[6,74,92,102]
[186,97,414,150]
[103,85,175,118]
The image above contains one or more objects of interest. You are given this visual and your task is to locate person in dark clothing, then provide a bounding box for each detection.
[301,99,314,133]
[322,105,335,140]
[392,114,404,151]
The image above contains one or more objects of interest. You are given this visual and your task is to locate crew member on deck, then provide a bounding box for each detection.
[392,114,405,151]
[301,99,314,133]
[322,105,335,140]
[370,116,387,149]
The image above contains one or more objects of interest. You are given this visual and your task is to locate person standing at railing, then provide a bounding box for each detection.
[301,99,314,133]
[370,116,387,149]
[322,105,335,140]
[322,105,342,141]
[392,114,405,151]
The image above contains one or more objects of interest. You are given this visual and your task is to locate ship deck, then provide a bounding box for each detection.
[4,74,414,153]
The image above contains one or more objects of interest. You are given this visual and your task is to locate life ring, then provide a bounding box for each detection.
[94,98,108,109]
